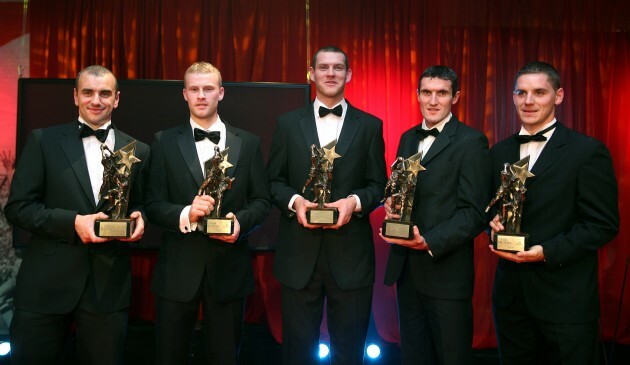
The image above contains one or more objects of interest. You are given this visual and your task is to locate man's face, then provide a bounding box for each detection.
[513,73,564,132]
[74,73,119,128]
[417,77,460,128]
[309,51,352,105]
[183,72,224,122]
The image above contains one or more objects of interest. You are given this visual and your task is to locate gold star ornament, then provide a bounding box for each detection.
[510,156,535,184]
[322,140,341,165]
[115,141,141,171]
[405,152,426,176]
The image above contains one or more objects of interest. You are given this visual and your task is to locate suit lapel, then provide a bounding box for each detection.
[60,122,96,209]
[299,104,320,149]
[528,122,568,181]
[176,124,204,187]
[224,124,242,178]
[335,103,360,158]
[420,117,457,165]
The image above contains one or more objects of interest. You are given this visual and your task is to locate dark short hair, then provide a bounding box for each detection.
[515,61,561,91]
[76,65,118,91]
[311,46,349,69]
[418,65,459,95]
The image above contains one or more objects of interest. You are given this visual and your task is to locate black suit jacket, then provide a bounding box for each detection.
[145,122,270,303]
[384,116,491,300]
[490,122,619,323]
[4,121,150,314]
[267,103,387,290]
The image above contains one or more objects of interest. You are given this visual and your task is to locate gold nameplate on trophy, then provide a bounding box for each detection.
[494,232,530,252]
[95,219,136,238]
[203,217,235,235]
[307,208,339,225]
[382,220,414,239]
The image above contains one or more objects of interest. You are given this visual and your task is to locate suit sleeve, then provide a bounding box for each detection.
[234,137,271,237]
[267,118,299,216]
[143,133,189,231]
[127,142,151,221]
[350,120,387,216]
[422,132,492,259]
[541,142,619,266]
[4,131,77,242]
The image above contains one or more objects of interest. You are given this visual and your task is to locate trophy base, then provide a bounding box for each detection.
[203,216,234,235]
[306,207,338,225]
[95,218,135,238]
[493,232,530,252]
[382,219,413,239]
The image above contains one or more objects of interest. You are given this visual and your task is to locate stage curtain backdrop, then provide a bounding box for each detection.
[27,0,630,347]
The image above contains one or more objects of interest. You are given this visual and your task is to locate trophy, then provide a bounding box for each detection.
[95,141,141,238]
[302,140,341,225]
[485,156,535,252]
[199,146,235,235]
[381,152,425,239]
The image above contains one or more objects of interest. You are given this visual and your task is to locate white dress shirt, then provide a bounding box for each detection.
[418,113,452,159]
[518,119,556,170]
[78,118,114,204]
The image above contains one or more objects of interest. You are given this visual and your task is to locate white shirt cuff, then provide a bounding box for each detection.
[288,194,301,212]
[349,194,362,212]
[179,205,197,233]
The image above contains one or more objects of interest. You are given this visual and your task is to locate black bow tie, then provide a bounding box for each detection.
[78,122,112,143]
[515,123,557,144]
[415,128,440,141]
[194,128,221,144]
[319,105,343,118]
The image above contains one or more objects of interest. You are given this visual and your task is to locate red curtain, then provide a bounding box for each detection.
[26,0,630,347]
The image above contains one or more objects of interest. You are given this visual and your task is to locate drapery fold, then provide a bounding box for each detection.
[25,0,630,347]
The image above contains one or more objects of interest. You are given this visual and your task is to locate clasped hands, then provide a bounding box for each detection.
[377,197,428,251]
[488,214,545,263]
[293,195,355,230]
[75,211,144,244]
[189,194,240,243]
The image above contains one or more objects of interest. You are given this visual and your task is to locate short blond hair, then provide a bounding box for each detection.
[184,62,222,87]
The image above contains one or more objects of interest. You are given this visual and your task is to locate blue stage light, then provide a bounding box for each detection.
[318,343,330,359]
[366,343,381,359]
[0,342,10,356]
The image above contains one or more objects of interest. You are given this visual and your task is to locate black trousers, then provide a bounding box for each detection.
[155,270,245,365]
[10,306,128,365]
[493,283,599,365]
[281,245,373,365]
[396,260,473,365]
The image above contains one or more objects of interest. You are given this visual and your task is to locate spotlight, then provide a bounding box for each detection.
[318,343,330,359]
[366,343,381,359]
[0,342,10,356]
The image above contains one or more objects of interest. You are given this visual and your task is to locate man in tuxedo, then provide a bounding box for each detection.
[267,45,387,365]
[380,65,491,364]
[4,65,149,365]
[488,61,619,364]
[144,62,270,365]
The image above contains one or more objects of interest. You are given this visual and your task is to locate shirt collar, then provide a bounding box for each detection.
[421,113,452,132]
[78,117,112,130]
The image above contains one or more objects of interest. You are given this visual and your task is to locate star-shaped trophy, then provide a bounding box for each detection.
[198,146,235,235]
[302,140,341,225]
[381,152,426,239]
[485,156,535,252]
[95,141,141,238]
